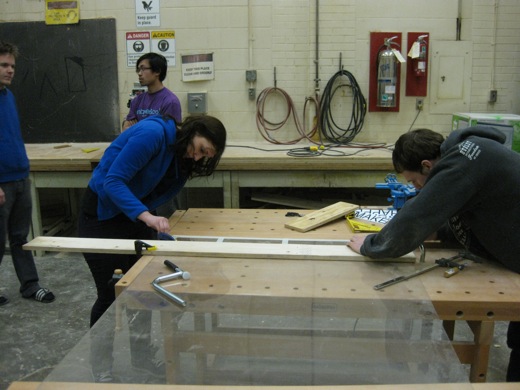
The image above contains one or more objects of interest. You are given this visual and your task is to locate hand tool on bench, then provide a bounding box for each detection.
[151,260,191,307]
[373,252,474,290]
[157,232,176,241]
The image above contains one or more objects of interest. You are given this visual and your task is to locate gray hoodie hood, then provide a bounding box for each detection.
[441,126,506,155]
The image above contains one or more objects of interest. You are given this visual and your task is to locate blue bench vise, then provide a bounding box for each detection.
[375,173,417,210]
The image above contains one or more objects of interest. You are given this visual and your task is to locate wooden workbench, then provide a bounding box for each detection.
[111,208,520,384]
[25,142,395,241]
[25,143,108,242]
[23,208,520,386]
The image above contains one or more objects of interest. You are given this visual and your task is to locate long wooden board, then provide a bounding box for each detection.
[24,236,415,263]
[9,381,514,390]
[284,201,359,232]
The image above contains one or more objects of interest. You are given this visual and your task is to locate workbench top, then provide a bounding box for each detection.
[219,143,394,170]
[25,142,394,172]
[25,142,108,171]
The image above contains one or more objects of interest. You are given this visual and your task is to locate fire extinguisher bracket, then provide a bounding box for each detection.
[405,32,429,97]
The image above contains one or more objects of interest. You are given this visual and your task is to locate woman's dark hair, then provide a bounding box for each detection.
[172,115,227,178]
[392,129,444,173]
[136,52,168,82]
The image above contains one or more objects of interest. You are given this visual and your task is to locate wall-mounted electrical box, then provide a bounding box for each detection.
[429,41,472,114]
[187,92,207,115]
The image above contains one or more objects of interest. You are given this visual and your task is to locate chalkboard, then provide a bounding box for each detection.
[0,19,120,142]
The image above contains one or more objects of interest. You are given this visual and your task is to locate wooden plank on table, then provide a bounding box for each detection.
[24,236,415,262]
[285,201,359,232]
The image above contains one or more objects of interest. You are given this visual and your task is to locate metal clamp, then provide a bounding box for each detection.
[374,252,474,290]
[134,240,157,256]
[151,260,190,307]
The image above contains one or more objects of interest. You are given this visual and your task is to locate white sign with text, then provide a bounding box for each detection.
[135,0,160,27]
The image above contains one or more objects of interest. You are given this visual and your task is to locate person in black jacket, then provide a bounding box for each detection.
[348,127,520,382]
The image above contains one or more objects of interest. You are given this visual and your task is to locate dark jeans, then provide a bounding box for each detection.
[507,321,520,382]
[77,207,154,326]
[0,178,40,297]
[77,193,156,375]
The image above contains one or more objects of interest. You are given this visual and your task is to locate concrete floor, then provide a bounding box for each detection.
[0,251,512,389]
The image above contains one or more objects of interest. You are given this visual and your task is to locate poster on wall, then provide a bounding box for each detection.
[181,53,214,82]
[45,0,79,25]
[151,30,176,66]
[135,0,160,27]
[126,31,151,67]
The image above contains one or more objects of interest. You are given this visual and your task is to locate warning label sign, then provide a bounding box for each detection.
[151,30,176,66]
[125,30,176,68]
[126,31,151,67]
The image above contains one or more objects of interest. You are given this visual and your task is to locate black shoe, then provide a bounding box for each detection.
[132,357,165,377]
[93,370,116,383]
[0,295,9,306]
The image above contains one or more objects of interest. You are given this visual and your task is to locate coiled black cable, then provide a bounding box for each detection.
[319,69,366,144]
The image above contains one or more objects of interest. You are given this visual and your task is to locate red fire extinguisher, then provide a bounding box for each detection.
[412,35,428,77]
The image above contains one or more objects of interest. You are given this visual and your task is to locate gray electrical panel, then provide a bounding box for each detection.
[187,92,207,114]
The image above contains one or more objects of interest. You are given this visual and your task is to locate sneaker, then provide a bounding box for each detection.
[0,295,9,306]
[134,359,166,377]
[94,371,115,383]
[132,357,165,377]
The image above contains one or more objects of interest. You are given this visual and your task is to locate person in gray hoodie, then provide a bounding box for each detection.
[348,126,520,382]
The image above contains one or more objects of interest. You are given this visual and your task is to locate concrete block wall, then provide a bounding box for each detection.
[1,0,518,145]
[471,0,520,114]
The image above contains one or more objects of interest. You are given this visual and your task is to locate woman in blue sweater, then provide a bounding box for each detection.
[78,114,226,382]
[80,114,226,324]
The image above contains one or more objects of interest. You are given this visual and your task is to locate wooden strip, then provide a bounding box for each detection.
[24,236,414,262]
[7,380,491,390]
[285,201,359,232]
[115,256,154,297]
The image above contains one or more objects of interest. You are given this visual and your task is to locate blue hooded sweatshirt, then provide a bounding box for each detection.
[88,115,187,221]
[0,88,30,183]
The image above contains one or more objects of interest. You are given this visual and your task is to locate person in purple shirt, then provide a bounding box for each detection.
[122,52,181,131]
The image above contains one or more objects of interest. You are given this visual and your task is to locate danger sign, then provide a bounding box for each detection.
[126,31,151,67]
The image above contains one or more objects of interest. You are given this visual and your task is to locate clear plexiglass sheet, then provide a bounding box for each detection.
[39,285,470,387]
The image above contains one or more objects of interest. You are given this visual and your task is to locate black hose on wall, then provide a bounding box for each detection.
[319,69,366,144]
